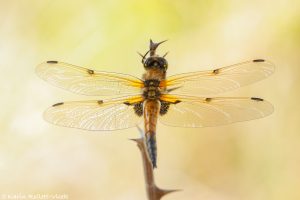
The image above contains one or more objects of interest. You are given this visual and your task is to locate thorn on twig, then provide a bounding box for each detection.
[155,187,181,199]
[130,125,181,199]
[149,39,168,56]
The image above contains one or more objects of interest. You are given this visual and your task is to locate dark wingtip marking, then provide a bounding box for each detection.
[253,59,265,63]
[205,98,212,102]
[251,97,264,101]
[212,69,220,75]
[52,102,64,107]
[47,61,58,64]
[97,100,103,105]
[87,69,94,75]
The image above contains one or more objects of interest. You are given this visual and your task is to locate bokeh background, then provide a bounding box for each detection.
[0,0,299,199]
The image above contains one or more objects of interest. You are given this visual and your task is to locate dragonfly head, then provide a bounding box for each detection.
[144,56,168,71]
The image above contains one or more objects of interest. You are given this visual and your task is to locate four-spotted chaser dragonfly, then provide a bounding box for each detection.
[36,40,274,168]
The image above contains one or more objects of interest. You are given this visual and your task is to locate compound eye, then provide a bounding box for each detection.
[164,63,168,69]
[159,58,168,69]
[144,58,151,67]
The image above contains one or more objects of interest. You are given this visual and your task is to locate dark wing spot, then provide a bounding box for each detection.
[87,69,94,75]
[212,69,220,75]
[47,61,58,64]
[134,102,143,116]
[52,102,64,107]
[97,100,103,105]
[160,101,170,115]
[251,97,264,101]
[253,59,265,63]
[205,98,212,102]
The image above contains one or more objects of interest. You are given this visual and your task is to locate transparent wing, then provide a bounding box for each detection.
[36,61,144,96]
[162,59,275,95]
[159,94,273,127]
[44,96,144,131]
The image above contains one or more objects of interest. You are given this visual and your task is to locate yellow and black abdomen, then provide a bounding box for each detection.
[143,99,161,168]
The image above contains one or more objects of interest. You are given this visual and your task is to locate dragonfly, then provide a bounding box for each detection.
[36,40,274,168]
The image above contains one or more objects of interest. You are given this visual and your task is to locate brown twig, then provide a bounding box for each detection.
[130,126,180,200]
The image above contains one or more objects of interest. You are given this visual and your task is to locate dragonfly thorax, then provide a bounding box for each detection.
[144,79,160,87]
[143,79,161,99]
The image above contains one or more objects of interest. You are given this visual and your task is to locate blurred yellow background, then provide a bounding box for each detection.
[0,0,300,199]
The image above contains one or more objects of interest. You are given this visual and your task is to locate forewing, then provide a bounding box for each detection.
[159,94,273,127]
[44,96,144,131]
[36,61,144,96]
[162,59,275,95]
